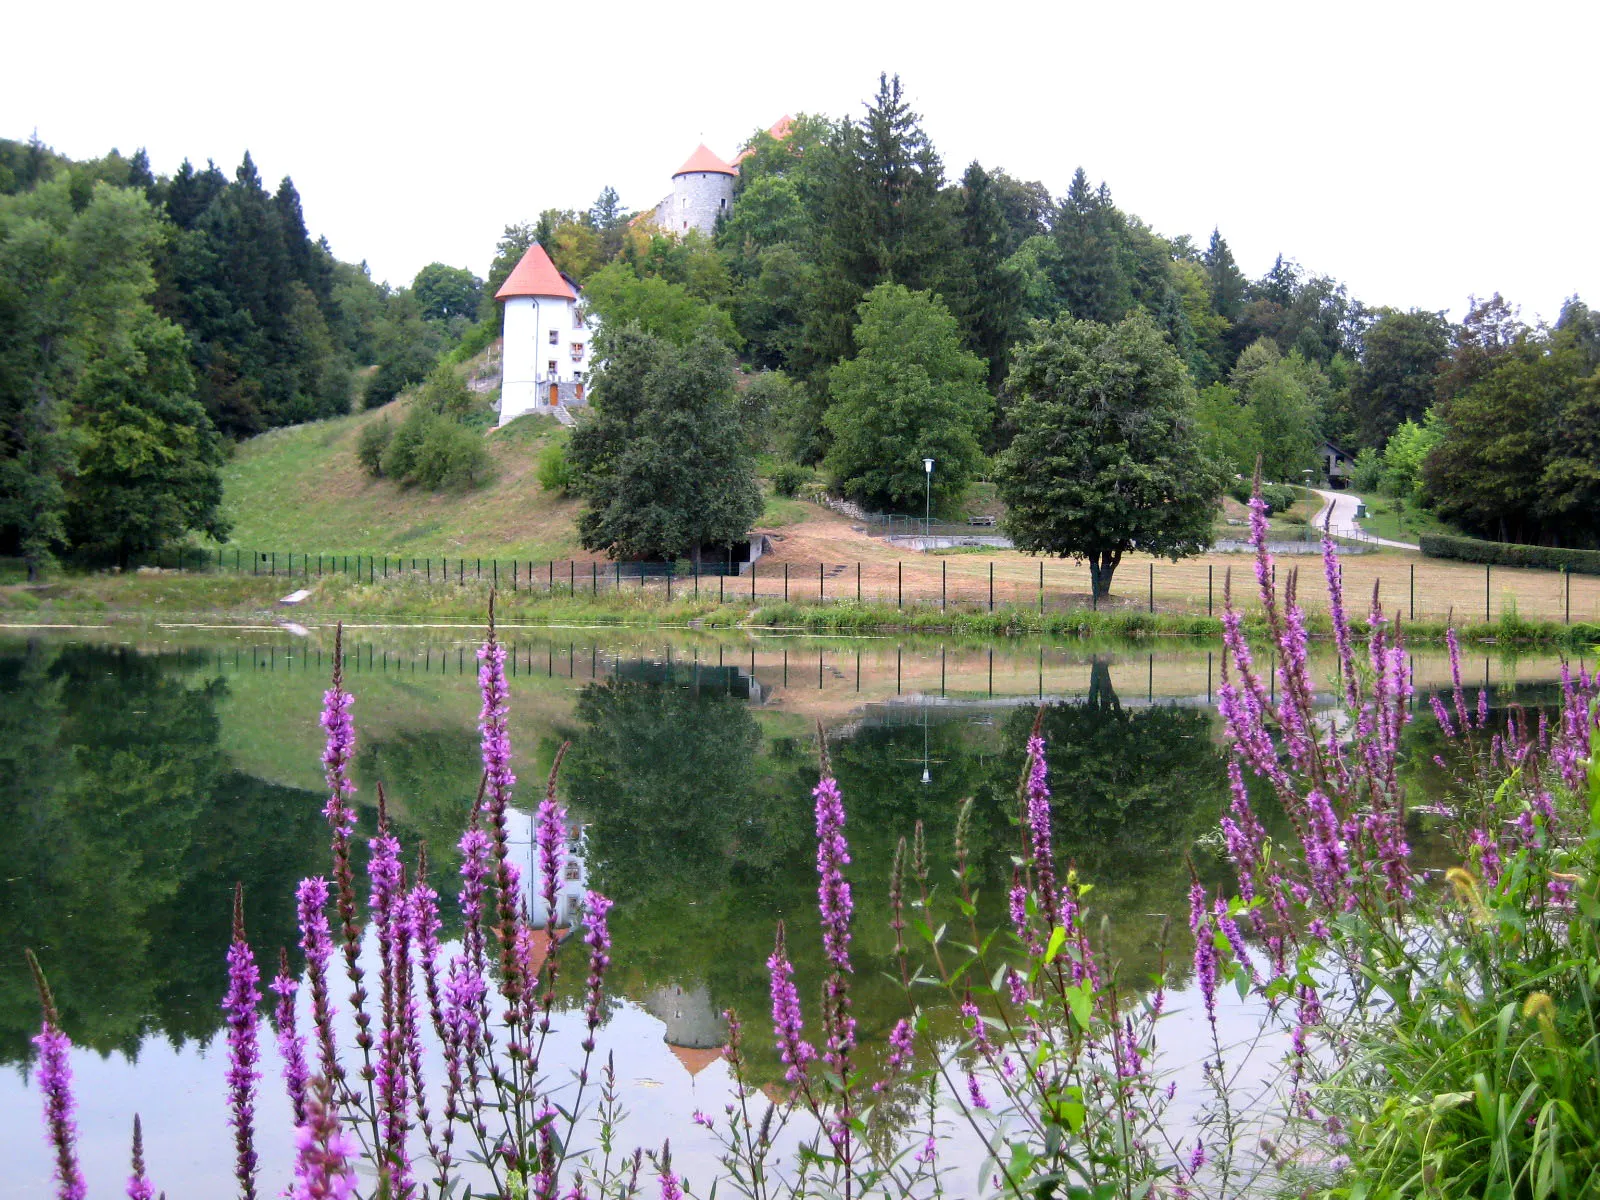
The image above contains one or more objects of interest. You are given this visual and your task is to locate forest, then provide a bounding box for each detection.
[3,70,1598,575]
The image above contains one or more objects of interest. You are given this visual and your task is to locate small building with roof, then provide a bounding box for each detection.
[495,243,598,425]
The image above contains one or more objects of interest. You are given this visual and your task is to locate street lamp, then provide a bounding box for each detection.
[923,457,935,543]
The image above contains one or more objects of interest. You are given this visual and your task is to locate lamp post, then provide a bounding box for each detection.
[923,457,934,544]
[921,697,931,785]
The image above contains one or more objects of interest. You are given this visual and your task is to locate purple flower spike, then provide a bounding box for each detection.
[127,1113,154,1200]
[272,947,310,1125]
[319,628,357,835]
[581,890,614,1051]
[224,885,262,1200]
[813,771,853,972]
[27,950,85,1200]
[767,923,816,1084]
[291,1077,358,1200]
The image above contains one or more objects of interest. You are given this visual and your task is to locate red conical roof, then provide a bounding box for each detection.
[673,143,737,178]
[495,244,576,301]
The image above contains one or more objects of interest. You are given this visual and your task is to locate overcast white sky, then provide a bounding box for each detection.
[5,0,1593,323]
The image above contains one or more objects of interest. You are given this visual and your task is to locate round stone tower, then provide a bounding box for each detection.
[668,143,737,236]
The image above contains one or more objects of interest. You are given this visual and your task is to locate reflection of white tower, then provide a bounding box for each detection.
[514,811,588,930]
[643,983,728,1079]
[651,145,737,237]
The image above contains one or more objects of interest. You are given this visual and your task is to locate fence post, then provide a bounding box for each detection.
[941,559,946,611]
[857,562,861,603]
[1039,559,1044,614]
[493,560,498,590]
[570,560,575,594]
[989,561,994,612]
[897,561,903,610]
[1409,562,1414,621]
[1208,564,1213,616]
[751,559,756,600]
[593,562,597,595]
[550,560,555,590]
[271,552,276,577]
[513,561,518,591]
[784,562,789,602]
[1565,563,1570,624]
[1149,562,1154,614]
[1485,564,1491,624]
[719,571,724,604]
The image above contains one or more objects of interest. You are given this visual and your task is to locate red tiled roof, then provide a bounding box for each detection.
[734,115,796,164]
[673,143,737,178]
[495,244,576,301]
[668,1044,726,1077]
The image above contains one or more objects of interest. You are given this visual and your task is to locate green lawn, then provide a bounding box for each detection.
[1355,494,1458,543]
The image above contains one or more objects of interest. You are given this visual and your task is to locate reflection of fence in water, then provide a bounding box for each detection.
[164,637,1575,715]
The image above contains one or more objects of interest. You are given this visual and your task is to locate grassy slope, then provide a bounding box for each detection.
[216,400,587,559]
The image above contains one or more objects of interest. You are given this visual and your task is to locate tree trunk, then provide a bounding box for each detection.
[1087,549,1122,602]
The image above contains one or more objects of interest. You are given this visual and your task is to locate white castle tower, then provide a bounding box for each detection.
[651,144,737,237]
[495,243,598,426]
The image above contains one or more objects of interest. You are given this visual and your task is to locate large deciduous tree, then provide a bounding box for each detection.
[994,311,1222,600]
[568,328,761,562]
[822,283,991,511]
[1349,307,1450,445]
[411,263,482,323]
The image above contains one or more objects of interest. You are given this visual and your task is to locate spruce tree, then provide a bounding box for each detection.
[948,162,1023,388]
[1203,228,1247,321]
[1050,169,1130,324]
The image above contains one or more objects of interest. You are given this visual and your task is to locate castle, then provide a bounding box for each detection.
[496,118,792,427]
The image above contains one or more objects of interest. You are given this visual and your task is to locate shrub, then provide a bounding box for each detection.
[408,419,494,491]
[771,462,812,498]
[355,417,393,477]
[378,407,494,491]
[1350,445,1383,491]
[536,442,572,494]
[1421,533,1600,575]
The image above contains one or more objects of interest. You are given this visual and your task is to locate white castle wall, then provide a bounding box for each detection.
[499,294,597,426]
[654,170,735,237]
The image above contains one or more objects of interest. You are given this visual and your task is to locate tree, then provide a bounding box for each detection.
[1350,307,1450,445]
[568,329,762,561]
[800,74,958,376]
[994,311,1222,601]
[411,263,482,322]
[581,263,739,348]
[1378,414,1443,501]
[1230,339,1322,482]
[65,311,229,562]
[1193,383,1258,478]
[945,162,1024,388]
[1050,169,1131,324]
[1204,229,1247,326]
[822,284,991,511]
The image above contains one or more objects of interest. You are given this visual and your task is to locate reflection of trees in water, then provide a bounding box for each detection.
[0,644,330,1064]
[560,659,1230,1089]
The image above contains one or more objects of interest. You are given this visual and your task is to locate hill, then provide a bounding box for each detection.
[216,399,587,558]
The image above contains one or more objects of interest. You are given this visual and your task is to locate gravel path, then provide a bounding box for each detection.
[1310,489,1419,550]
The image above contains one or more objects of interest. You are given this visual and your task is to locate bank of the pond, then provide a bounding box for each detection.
[3,570,1598,649]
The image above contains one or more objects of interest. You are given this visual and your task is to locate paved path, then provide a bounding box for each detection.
[1309,489,1419,550]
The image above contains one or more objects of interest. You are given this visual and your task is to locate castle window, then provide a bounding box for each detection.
[570,342,583,360]
[720,198,726,208]
[548,360,557,374]
[548,330,558,345]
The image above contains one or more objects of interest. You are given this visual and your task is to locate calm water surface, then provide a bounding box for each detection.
[0,622,1580,1195]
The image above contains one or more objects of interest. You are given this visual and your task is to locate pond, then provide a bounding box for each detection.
[0,622,1584,1195]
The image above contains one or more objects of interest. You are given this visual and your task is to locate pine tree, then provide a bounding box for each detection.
[1203,228,1247,322]
[800,73,959,377]
[1050,169,1130,324]
[947,162,1023,388]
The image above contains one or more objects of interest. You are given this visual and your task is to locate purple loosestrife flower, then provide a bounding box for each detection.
[966,1072,990,1110]
[320,630,357,835]
[272,947,311,1125]
[477,633,516,812]
[813,771,853,971]
[27,950,85,1200]
[1190,882,1219,1027]
[874,1017,915,1091]
[1322,534,1361,709]
[582,890,614,1052]
[296,878,339,1086]
[127,1113,154,1200]
[225,885,263,1200]
[1023,733,1062,924]
[961,996,992,1057]
[291,1077,358,1200]
[536,792,567,936]
[767,923,816,1084]
[1447,628,1470,735]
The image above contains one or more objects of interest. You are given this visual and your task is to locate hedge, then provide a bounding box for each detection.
[1420,534,1600,576]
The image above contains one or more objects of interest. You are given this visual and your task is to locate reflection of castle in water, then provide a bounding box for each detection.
[509,810,589,931]
[641,983,729,1078]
